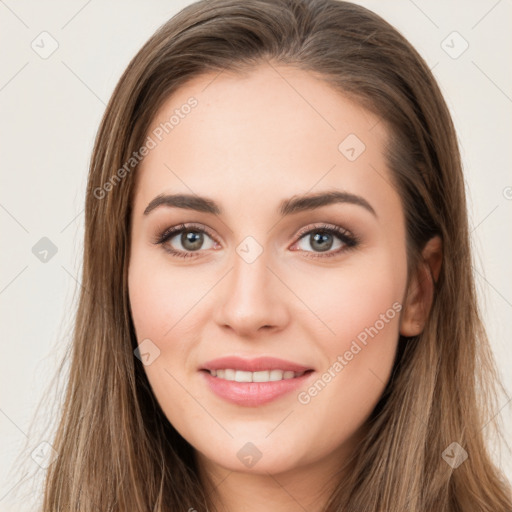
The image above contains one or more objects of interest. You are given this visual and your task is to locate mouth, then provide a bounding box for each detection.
[199,356,315,406]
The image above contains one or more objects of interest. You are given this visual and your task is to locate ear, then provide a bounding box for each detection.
[399,235,443,337]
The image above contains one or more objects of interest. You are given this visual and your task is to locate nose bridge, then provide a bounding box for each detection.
[215,240,287,334]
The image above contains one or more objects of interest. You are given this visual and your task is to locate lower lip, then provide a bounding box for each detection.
[200,370,314,407]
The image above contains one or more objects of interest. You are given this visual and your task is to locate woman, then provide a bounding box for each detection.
[40,0,512,510]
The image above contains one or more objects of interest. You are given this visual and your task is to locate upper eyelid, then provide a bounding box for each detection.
[295,223,352,239]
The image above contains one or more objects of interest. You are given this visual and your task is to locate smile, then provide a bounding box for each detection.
[201,369,315,406]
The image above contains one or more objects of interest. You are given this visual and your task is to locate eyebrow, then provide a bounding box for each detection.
[143,190,377,217]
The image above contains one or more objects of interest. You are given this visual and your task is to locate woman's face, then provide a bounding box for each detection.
[128,64,410,477]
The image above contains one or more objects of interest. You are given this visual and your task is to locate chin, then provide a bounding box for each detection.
[194,435,307,475]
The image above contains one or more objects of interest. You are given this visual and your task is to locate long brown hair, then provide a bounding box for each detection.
[34,0,511,510]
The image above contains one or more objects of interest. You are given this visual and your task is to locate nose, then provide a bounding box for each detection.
[213,247,289,338]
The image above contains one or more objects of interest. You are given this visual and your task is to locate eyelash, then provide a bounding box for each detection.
[152,222,360,260]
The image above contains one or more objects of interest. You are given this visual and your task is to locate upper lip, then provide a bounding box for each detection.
[200,356,313,373]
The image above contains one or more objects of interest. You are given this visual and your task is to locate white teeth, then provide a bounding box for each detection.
[269,369,283,381]
[208,368,306,382]
[235,370,252,382]
[252,370,269,382]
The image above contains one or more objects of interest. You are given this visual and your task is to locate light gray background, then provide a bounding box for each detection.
[1,1,511,510]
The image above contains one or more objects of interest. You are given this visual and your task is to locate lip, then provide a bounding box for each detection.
[199,356,315,407]
[200,370,315,407]
[200,356,312,373]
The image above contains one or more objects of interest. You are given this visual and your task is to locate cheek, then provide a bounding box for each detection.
[295,246,406,352]
[128,253,208,341]
[127,258,205,427]
[127,253,218,393]
[292,249,406,445]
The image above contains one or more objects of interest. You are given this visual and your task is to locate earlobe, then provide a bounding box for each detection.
[399,235,443,337]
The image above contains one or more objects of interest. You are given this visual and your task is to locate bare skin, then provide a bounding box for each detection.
[128,62,441,512]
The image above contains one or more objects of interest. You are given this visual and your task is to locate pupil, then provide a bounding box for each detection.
[182,230,203,251]
[311,232,333,252]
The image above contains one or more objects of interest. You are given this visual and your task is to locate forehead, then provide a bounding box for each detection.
[134,63,397,219]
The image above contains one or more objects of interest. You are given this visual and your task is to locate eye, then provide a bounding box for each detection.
[153,223,219,259]
[153,222,359,260]
[291,224,359,258]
